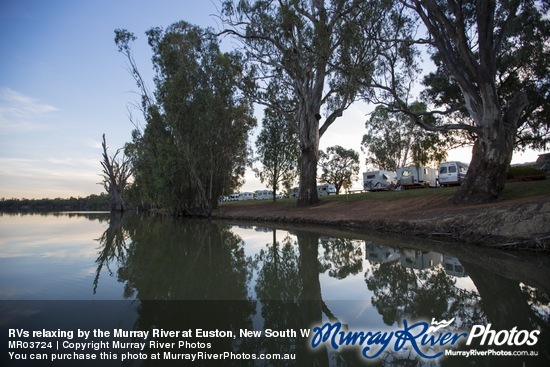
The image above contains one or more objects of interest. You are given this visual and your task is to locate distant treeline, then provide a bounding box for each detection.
[0,193,110,212]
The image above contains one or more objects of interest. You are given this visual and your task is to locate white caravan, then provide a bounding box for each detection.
[289,184,335,197]
[317,183,336,196]
[238,192,255,201]
[255,189,273,200]
[228,193,241,201]
[396,166,438,188]
[363,170,397,191]
[438,161,469,186]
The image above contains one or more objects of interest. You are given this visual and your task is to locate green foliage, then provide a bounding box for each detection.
[116,22,256,215]
[220,0,392,206]
[318,145,360,194]
[419,0,550,151]
[253,108,300,201]
[362,105,448,171]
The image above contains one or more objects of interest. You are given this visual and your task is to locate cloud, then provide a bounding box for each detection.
[0,87,59,132]
[0,156,103,199]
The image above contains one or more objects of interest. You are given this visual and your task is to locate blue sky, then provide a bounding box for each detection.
[0,0,222,199]
[0,0,543,199]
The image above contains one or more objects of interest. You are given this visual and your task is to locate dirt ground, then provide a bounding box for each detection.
[212,190,550,251]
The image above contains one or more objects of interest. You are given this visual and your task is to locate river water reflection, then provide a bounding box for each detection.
[1,212,549,366]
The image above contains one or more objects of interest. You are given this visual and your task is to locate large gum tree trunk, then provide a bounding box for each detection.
[454,91,527,204]
[297,104,321,207]
[455,136,513,204]
[297,144,319,206]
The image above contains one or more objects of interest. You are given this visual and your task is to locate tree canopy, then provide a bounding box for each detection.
[318,145,360,194]
[115,22,256,215]
[362,104,449,171]
[219,0,391,206]
[254,108,300,202]
[417,0,549,149]
[377,0,550,203]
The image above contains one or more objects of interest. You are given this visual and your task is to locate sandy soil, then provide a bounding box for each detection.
[212,191,550,251]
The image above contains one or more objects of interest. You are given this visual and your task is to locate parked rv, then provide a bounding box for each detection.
[317,183,336,196]
[238,192,255,201]
[438,161,469,186]
[363,170,397,191]
[289,184,336,198]
[443,256,467,277]
[255,190,273,200]
[396,166,438,188]
[228,193,240,201]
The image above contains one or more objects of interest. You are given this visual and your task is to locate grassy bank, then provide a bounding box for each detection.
[215,179,549,251]
[222,179,549,206]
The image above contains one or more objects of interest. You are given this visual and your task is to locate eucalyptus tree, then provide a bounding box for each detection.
[362,104,449,171]
[370,0,549,203]
[115,22,256,215]
[220,0,390,206]
[254,108,300,202]
[318,145,360,194]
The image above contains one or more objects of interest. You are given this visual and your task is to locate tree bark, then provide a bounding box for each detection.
[110,186,126,212]
[455,137,511,204]
[296,99,321,206]
[297,144,320,207]
[101,134,131,212]
[403,0,532,204]
[454,91,528,204]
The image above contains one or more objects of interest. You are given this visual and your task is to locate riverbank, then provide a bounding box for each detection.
[212,180,550,252]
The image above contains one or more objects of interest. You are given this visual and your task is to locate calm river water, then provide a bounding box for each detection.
[0,212,548,366]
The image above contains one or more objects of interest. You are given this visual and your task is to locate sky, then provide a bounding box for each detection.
[0,0,544,199]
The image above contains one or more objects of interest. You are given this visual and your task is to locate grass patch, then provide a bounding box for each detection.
[220,179,549,207]
[322,186,458,202]
[324,179,549,202]
[500,179,550,200]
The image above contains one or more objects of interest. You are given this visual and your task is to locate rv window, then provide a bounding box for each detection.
[459,166,468,174]
[402,170,412,176]
[367,174,375,179]
[449,166,457,173]
[382,174,388,180]
[439,167,447,174]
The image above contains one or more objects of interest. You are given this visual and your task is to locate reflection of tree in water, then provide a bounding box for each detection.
[115,215,253,300]
[93,212,129,294]
[319,238,364,279]
[365,253,550,366]
[94,218,550,366]
[463,261,550,365]
[95,214,254,300]
[252,230,302,366]
[254,231,302,300]
[94,215,258,366]
[253,230,371,366]
[365,262,485,329]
